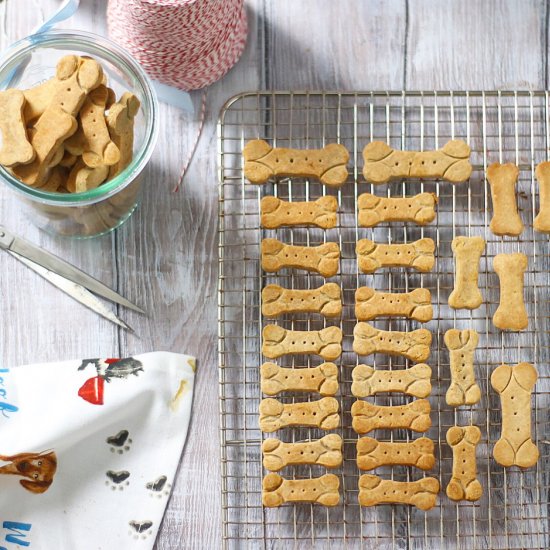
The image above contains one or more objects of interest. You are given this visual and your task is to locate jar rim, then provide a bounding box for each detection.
[0,29,159,206]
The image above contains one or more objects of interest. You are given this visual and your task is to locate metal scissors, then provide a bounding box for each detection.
[0,226,144,331]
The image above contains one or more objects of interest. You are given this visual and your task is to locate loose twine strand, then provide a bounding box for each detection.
[106,0,247,190]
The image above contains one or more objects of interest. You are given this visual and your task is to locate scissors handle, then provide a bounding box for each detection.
[0,226,15,249]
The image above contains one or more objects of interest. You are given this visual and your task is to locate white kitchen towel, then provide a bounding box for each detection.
[0,351,196,550]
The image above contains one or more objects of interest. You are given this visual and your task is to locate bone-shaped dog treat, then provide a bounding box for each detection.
[261,362,338,396]
[262,238,339,277]
[263,473,340,507]
[12,106,77,186]
[66,159,109,193]
[243,139,349,187]
[363,139,472,184]
[355,287,432,322]
[39,166,66,192]
[353,323,431,362]
[487,162,523,236]
[262,434,343,471]
[259,397,340,432]
[22,55,102,122]
[448,236,485,310]
[493,253,528,331]
[358,192,437,227]
[65,85,120,168]
[534,161,550,233]
[357,437,435,471]
[0,90,34,166]
[444,329,481,407]
[356,238,435,273]
[107,92,141,178]
[48,144,65,169]
[358,475,439,510]
[446,425,482,501]
[260,195,338,229]
[491,362,539,468]
[262,325,342,360]
[23,78,57,123]
[262,283,342,318]
[351,399,431,434]
[351,364,432,398]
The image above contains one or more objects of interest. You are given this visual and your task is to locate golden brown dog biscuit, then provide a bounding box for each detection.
[22,55,102,122]
[261,238,339,277]
[448,236,485,310]
[351,399,431,434]
[487,162,523,236]
[262,283,342,318]
[363,139,472,184]
[243,139,349,187]
[47,144,65,169]
[23,78,57,123]
[358,192,437,227]
[259,397,340,432]
[66,85,120,168]
[107,92,141,178]
[351,363,432,398]
[262,434,343,471]
[356,238,435,273]
[66,159,109,193]
[491,362,539,468]
[444,329,481,407]
[355,287,432,322]
[263,473,340,507]
[53,55,103,115]
[357,437,435,471]
[261,362,338,396]
[262,325,342,360]
[12,106,77,186]
[358,475,439,510]
[353,323,431,362]
[493,253,528,331]
[446,425,482,501]
[0,89,34,166]
[59,150,78,168]
[38,166,66,192]
[260,195,337,229]
[534,161,550,232]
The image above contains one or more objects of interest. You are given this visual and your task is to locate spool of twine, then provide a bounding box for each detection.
[107,0,248,91]
[106,0,248,189]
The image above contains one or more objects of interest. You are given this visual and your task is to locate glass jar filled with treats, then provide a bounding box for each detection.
[0,30,158,237]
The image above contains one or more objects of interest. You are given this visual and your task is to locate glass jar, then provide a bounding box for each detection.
[0,30,159,238]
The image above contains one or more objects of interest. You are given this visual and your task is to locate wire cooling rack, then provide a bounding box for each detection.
[217,91,550,550]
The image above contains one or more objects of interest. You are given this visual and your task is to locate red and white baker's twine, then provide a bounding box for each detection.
[107,0,248,190]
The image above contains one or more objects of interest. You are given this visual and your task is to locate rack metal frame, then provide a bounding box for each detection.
[218,91,550,549]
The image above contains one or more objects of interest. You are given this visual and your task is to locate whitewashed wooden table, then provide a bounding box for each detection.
[1,1,547,548]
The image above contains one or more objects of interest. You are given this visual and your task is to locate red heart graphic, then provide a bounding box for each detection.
[78,376,104,405]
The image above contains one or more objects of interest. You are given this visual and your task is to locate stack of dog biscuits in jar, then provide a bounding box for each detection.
[0,54,140,234]
[245,139,347,507]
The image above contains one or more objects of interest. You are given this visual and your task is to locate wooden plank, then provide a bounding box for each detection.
[406,0,546,89]
[266,0,407,89]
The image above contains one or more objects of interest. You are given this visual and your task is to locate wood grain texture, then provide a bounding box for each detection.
[2,1,549,549]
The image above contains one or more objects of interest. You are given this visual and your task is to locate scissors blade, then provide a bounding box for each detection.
[5,233,145,313]
[9,251,133,332]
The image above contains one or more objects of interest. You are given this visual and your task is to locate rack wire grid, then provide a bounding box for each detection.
[217,91,550,550]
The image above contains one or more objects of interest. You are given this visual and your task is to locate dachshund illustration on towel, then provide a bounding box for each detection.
[0,450,57,493]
